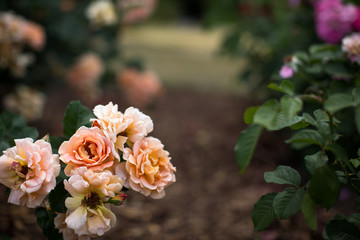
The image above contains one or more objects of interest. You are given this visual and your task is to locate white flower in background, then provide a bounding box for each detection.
[63,167,123,238]
[0,138,60,208]
[342,32,360,64]
[86,0,118,26]
[3,85,46,122]
[91,102,132,152]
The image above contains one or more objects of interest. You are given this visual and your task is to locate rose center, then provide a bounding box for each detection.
[80,142,97,159]
[10,161,29,178]
[81,192,101,209]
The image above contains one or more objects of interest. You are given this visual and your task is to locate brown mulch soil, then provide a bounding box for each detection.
[0,86,349,240]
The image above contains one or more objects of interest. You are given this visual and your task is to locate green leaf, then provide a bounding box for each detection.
[0,111,38,141]
[50,136,67,153]
[326,143,348,162]
[304,151,329,174]
[63,101,94,138]
[323,62,352,78]
[324,93,354,113]
[301,192,318,231]
[290,120,310,130]
[350,159,360,169]
[234,124,263,173]
[349,213,360,225]
[35,207,63,240]
[252,193,277,231]
[324,219,360,240]
[243,107,259,125]
[253,99,280,130]
[49,181,69,213]
[273,188,305,220]
[280,96,302,120]
[264,166,301,187]
[308,166,340,209]
[0,141,10,152]
[268,80,294,96]
[285,129,325,147]
[354,107,360,134]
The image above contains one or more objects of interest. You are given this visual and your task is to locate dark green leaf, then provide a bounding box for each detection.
[253,99,280,130]
[326,144,348,162]
[63,101,94,138]
[264,166,301,187]
[323,62,352,78]
[35,207,63,240]
[50,136,67,153]
[325,218,360,240]
[273,188,305,220]
[267,80,294,96]
[309,166,340,209]
[304,151,329,174]
[286,129,325,147]
[354,107,360,134]
[252,193,277,231]
[324,93,354,113]
[301,192,317,231]
[234,124,263,173]
[280,96,302,120]
[49,181,69,213]
[349,213,360,225]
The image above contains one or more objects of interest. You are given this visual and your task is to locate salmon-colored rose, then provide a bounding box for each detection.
[0,138,60,208]
[22,21,46,51]
[59,127,118,176]
[115,137,176,199]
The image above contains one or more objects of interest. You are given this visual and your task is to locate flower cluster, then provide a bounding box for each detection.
[56,102,176,239]
[0,12,45,77]
[314,0,359,44]
[342,32,360,64]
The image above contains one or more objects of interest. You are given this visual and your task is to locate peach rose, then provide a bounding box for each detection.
[22,21,46,51]
[63,167,121,238]
[59,127,118,176]
[91,102,132,152]
[0,138,60,208]
[55,213,90,240]
[123,107,153,145]
[117,68,164,107]
[115,137,176,199]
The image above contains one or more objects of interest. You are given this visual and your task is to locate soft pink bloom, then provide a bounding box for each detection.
[119,0,157,24]
[66,53,104,102]
[62,167,120,238]
[279,65,294,78]
[86,0,118,26]
[117,68,164,107]
[314,0,357,44]
[115,137,176,199]
[123,106,153,145]
[353,8,360,31]
[342,32,360,64]
[22,21,46,51]
[0,138,60,208]
[59,127,118,176]
[91,102,132,152]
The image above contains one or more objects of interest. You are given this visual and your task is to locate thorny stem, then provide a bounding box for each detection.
[339,161,360,196]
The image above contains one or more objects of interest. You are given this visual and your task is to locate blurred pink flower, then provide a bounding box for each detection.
[59,127,118,176]
[342,32,360,64]
[117,68,164,107]
[353,8,360,31]
[279,65,294,78]
[118,0,157,24]
[115,137,176,199]
[314,0,357,44]
[0,138,60,208]
[22,21,46,50]
[66,53,104,102]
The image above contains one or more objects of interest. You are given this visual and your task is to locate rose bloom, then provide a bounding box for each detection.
[91,102,132,152]
[123,106,154,145]
[66,53,104,102]
[55,213,90,240]
[342,32,360,64]
[118,0,157,24]
[22,21,46,51]
[63,167,122,238]
[86,0,118,26]
[115,137,176,199]
[0,138,60,208]
[59,126,118,176]
[3,85,46,122]
[117,68,164,108]
[314,0,357,44]
[279,65,294,79]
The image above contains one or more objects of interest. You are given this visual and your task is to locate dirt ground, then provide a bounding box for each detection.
[0,85,351,240]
